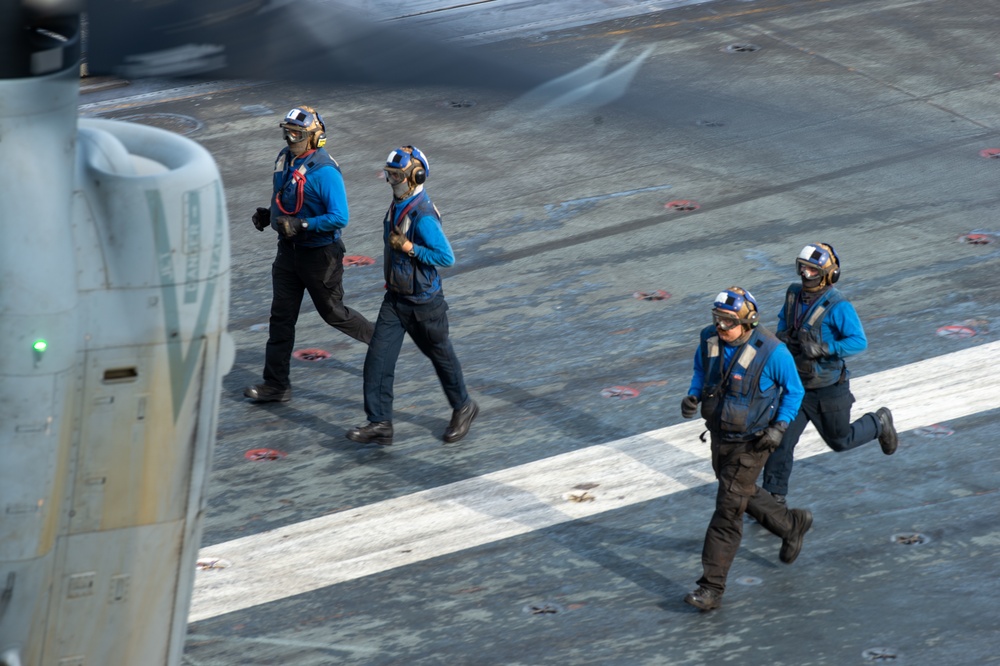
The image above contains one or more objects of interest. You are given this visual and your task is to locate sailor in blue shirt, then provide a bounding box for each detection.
[680,287,811,612]
[243,106,374,403]
[346,146,477,446]
[761,243,898,503]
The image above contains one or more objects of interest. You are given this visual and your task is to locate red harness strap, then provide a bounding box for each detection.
[392,196,422,234]
[274,149,317,216]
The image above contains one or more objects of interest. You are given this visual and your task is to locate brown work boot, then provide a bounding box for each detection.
[780,509,813,564]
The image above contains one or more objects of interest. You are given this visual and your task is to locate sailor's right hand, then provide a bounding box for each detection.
[252,207,270,232]
[389,230,408,251]
[681,395,699,419]
[754,421,788,452]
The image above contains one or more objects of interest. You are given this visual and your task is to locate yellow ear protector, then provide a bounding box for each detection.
[744,292,760,328]
[281,107,326,149]
[314,110,327,149]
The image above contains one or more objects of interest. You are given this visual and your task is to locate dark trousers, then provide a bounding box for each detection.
[262,240,374,389]
[762,380,879,496]
[363,292,469,422]
[698,432,799,596]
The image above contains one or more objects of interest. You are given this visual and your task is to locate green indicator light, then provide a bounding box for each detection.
[33,339,47,353]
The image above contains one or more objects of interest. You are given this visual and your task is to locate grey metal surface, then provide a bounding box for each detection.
[71,0,1000,663]
[0,69,233,664]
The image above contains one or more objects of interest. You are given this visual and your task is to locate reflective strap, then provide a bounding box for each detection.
[736,344,758,369]
[806,304,827,327]
[707,336,720,359]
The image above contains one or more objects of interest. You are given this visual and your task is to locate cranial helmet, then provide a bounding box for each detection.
[796,242,840,291]
[712,286,760,330]
[384,145,430,196]
[280,106,327,149]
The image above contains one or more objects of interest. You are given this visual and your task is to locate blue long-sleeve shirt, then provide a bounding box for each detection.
[777,299,867,359]
[687,336,804,424]
[270,148,348,246]
[389,191,455,267]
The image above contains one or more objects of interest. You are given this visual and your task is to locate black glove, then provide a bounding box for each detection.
[783,334,802,356]
[755,421,788,452]
[800,338,830,359]
[681,395,699,419]
[388,230,408,251]
[775,329,790,343]
[252,207,270,232]
[275,215,308,238]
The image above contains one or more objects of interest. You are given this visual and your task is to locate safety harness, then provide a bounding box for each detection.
[273,148,339,216]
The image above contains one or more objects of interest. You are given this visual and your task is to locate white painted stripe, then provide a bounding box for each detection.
[189,341,999,622]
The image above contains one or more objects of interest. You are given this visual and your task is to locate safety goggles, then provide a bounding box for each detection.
[798,262,823,279]
[713,314,741,331]
[384,168,407,185]
[282,127,307,143]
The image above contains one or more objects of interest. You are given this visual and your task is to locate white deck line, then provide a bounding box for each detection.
[190,340,999,621]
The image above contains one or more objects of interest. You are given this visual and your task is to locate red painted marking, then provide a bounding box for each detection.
[344,255,375,267]
[935,325,976,339]
[665,200,700,212]
[244,448,287,461]
[960,233,994,245]
[292,348,331,361]
[979,148,1000,159]
[633,290,671,301]
[196,557,231,570]
[600,386,640,399]
[914,424,954,438]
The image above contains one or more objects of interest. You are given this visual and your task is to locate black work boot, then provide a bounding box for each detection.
[244,383,291,403]
[346,421,393,446]
[684,587,722,611]
[780,509,813,564]
[443,400,479,443]
[875,407,898,455]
